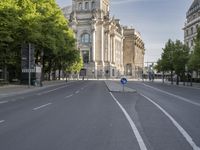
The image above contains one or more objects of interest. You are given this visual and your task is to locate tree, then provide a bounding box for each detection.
[157,39,175,84]
[156,39,189,84]
[0,0,21,81]
[173,40,189,85]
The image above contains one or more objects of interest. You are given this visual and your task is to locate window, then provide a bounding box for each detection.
[82,51,89,63]
[191,27,193,34]
[78,3,82,10]
[186,29,189,36]
[191,40,193,47]
[91,1,95,9]
[81,33,90,43]
[85,2,89,10]
[196,24,199,31]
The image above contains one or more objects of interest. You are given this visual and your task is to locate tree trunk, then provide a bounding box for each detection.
[162,71,165,83]
[171,70,173,85]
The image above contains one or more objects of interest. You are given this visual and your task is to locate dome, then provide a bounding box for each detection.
[187,0,200,17]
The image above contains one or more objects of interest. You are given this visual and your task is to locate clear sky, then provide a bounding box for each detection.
[56,0,193,63]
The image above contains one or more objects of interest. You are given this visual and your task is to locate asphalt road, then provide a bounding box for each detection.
[0,80,199,150]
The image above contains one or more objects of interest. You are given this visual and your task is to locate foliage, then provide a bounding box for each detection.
[0,0,81,81]
[156,39,190,83]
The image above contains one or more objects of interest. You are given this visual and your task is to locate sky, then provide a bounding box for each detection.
[56,0,193,63]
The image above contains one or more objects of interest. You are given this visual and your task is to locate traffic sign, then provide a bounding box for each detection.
[120,77,127,85]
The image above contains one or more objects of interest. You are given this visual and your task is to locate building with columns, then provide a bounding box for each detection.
[62,0,144,79]
[183,0,200,50]
[123,27,145,78]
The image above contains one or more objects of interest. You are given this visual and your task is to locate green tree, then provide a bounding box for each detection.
[156,39,189,84]
[173,40,189,85]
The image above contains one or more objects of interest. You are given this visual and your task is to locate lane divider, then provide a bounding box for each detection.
[0,101,8,104]
[109,92,148,150]
[37,85,69,96]
[75,91,80,94]
[0,120,5,124]
[65,94,73,99]
[143,83,200,107]
[33,103,52,111]
[140,93,200,150]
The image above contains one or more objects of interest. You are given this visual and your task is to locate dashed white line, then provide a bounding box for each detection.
[109,92,148,150]
[143,83,200,107]
[75,91,80,94]
[65,94,73,99]
[33,103,52,111]
[140,93,200,150]
[0,101,8,104]
[37,85,69,96]
[0,120,5,124]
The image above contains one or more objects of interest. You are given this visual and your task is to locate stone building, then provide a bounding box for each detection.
[62,0,144,79]
[123,27,145,78]
[66,0,124,78]
[183,0,200,49]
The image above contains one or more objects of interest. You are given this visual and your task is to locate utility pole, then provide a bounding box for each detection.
[28,43,31,88]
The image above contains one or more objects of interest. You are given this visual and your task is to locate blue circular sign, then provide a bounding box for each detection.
[121,78,127,85]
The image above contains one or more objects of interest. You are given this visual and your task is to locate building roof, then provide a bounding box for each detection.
[187,0,200,17]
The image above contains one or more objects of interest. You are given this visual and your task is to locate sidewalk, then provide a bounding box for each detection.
[105,80,136,93]
[145,79,200,89]
[0,80,69,97]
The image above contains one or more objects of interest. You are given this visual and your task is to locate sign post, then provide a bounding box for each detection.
[120,77,128,92]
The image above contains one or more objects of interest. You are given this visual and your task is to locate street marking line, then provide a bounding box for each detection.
[109,92,148,150]
[0,101,8,104]
[65,94,73,99]
[0,120,5,124]
[140,93,200,150]
[33,103,52,111]
[75,91,79,94]
[143,83,200,107]
[37,85,69,96]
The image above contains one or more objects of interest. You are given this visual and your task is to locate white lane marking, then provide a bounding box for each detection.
[140,93,200,150]
[11,99,16,102]
[143,83,200,107]
[65,94,73,99]
[109,92,148,150]
[0,101,8,104]
[75,91,79,94]
[0,120,5,124]
[33,103,52,111]
[37,85,68,96]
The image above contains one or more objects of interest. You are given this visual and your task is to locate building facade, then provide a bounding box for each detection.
[67,0,124,78]
[62,0,144,79]
[183,0,200,49]
[123,27,145,78]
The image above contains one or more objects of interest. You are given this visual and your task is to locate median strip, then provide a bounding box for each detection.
[33,103,52,111]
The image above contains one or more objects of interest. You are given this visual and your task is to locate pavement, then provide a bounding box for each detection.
[0,80,71,98]
[0,80,200,150]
